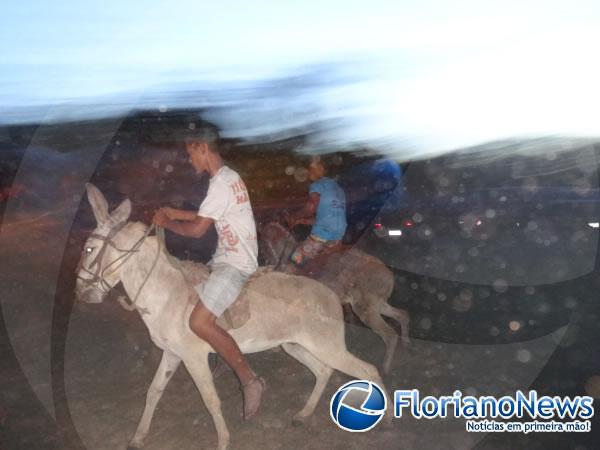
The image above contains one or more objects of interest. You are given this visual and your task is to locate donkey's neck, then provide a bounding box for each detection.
[118,223,187,317]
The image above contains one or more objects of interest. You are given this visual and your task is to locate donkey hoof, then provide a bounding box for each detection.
[292,414,308,427]
[127,440,144,449]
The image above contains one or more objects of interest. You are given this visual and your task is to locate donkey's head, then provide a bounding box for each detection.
[258,221,297,266]
[75,183,131,304]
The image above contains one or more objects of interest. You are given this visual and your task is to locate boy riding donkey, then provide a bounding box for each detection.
[286,155,347,273]
[152,124,265,419]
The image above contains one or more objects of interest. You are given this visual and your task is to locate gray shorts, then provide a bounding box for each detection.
[194,264,251,317]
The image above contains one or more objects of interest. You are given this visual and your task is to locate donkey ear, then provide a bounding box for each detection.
[110,198,131,225]
[86,183,110,226]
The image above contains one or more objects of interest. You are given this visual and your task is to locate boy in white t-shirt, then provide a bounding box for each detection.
[152,124,264,419]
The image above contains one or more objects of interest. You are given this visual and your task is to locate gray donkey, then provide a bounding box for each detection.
[75,184,390,450]
[260,221,410,375]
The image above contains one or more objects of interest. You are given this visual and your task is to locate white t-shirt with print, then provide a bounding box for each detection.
[197,166,258,274]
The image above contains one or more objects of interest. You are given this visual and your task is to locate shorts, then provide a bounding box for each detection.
[194,263,251,317]
[290,234,340,266]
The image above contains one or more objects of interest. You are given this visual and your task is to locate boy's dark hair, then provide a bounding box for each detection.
[304,152,344,176]
[179,120,221,151]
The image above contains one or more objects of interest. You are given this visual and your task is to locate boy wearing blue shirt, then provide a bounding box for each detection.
[287,156,347,267]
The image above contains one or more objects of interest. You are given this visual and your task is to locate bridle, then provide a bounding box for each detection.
[76,222,155,297]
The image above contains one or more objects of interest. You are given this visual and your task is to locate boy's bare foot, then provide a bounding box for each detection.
[242,375,266,420]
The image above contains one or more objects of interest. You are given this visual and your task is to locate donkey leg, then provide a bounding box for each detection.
[282,343,333,424]
[184,356,230,450]
[353,300,399,376]
[129,351,181,448]
[305,341,393,425]
[380,302,411,346]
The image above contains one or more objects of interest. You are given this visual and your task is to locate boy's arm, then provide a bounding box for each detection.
[288,193,320,227]
[160,207,197,221]
[153,210,214,238]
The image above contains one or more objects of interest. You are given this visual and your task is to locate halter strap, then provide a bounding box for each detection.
[76,221,137,292]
